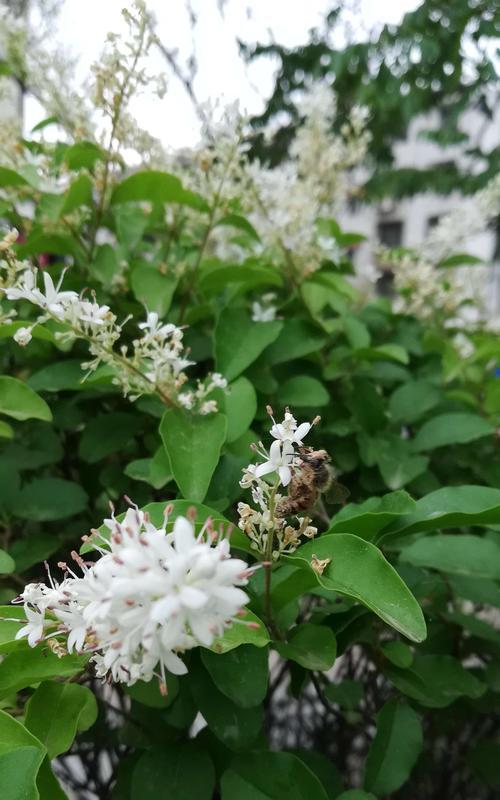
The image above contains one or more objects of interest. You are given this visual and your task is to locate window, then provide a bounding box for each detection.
[377,220,403,248]
[427,215,441,232]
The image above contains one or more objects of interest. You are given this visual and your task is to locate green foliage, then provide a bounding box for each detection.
[0,15,498,795]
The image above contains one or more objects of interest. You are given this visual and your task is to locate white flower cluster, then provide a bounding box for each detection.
[12,507,251,688]
[0,248,225,409]
[385,174,500,330]
[237,407,318,558]
[243,85,371,278]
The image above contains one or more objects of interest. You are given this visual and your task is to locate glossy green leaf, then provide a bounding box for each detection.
[280,376,330,407]
[210,609,269,653]
[25,681,97,758]
[124,674,179,708]
[111,170,208,211]
[28,360,87,392]
[384,655,485,708]
[275,623,337,671]
[160,408,227,502]
[330,490,416,540]
[132,743,215,800]
[389,380,441,423]
[383,485,500,538]
[324,680,363,710]
[364,699,422,795]
[0,605,25,653]
[12,477,88,521]
[223,376,257,442]
[381,640,413,668]
[413,413,493,451]
[0,648,87,696]
[201,644,268,707]
[0,710,46,800]
[61,174,93,214]
[0,420,14,438]
[64,140,105,169]
[215,309,283,381]
[198,260,282,294]
[189,657,263,749]
[221,752,329,799]
[399,534,500,579]
[79,412,142,463]
[36,756,69,800]
[0,376,52,422]
[336,793,376,800]
[263,319,327,365]
[0,549,15,574]
[286,534,426,642]
[130,265,177,317]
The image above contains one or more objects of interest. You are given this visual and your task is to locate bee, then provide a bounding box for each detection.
[276,447,350,517]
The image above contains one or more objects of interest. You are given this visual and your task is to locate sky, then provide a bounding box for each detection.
[25,0,421,149]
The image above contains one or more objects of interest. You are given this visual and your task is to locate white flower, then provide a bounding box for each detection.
[251,301,278,322]
[13,326,33,346]
[270,411,311,445]
[37,272,78,318]
[255,439,295,486]
[13,509,251,687]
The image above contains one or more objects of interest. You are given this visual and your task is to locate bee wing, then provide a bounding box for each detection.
[325,481,350,506]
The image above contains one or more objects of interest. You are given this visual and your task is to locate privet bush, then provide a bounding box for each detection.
[0,4,500,799]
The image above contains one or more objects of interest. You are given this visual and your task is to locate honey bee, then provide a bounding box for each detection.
[276,447,350,517]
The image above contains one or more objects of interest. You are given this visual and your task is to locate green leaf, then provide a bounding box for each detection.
[8,534,61,572]
[399,534,500,579]
[0,376,52,422]
[336,793,376,800]
[210,609,269,653]
[0,648,87,697]
[330,491,416,540]
[132,743,215,800]
[376,437,428,490]
[468,740,500,790]
[280,376,329,407]
[36,756,69,799]
[343,315,371,348]
[190,657,263,749]
[64,141,105,169]
[324,680,363,710]
[0,549,15,574]
[125,448,172,490]
[223,377,257,443]
[389,380,441,423]
[275,623,337,671]
[0,710,46,800]
[290,751,343,800]
[438,253,483,268]
[201,644,268,708]
[286,535,426,643]
[0,606,25,653]
[384,655,485,708]
[381,640,413,668]
[160,409,227,502]
[125,675,179,708]
[114,204,148,250]
[28,360,86,392]
[413,413,494,451]
[130,265,177,317]
[25,681,97,758]
[221,752,330,799]
[356,344,409,364]
[364,699,422,795]
[0,420,14,439]
[383,485,500,538]
[111,170,208,211]
[263,320,327,365]
[79,412,142,463]
[215,213,260,241]
[0,166,29,188]
[61,174,93,215]
[198,259,282,294]
[12,477,88,521]
[215,309,283,381]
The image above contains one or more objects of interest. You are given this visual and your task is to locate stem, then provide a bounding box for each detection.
[178,140,240,324]
[263,478,280,636]
[88,17,147,262]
